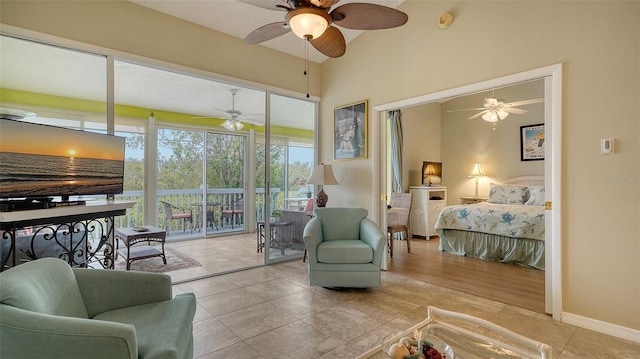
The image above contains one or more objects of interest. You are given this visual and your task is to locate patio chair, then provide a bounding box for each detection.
[387,192,412,258]
[160,201,193,233]
[221,198,244,229]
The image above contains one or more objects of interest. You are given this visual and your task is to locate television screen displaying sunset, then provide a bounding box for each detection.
[0,119,125,199]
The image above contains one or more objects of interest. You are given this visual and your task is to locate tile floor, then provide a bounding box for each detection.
[173,260,640,359]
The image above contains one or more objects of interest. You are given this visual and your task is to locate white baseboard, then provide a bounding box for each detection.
[562,312,640,343]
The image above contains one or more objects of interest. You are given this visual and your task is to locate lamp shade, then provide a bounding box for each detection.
[468,163,486,177]
[286,8,331,40]
[424,164,437,176]
[308,164,339,185]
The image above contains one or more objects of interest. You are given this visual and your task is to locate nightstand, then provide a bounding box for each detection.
[460,196,487,205]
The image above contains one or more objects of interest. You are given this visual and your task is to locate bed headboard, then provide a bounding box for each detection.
[502,176,545,186]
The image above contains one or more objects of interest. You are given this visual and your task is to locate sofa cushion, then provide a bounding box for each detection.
[313,207,368,241]
[93,293,196,359]
[0,258,88,318]
[317,240,373,264]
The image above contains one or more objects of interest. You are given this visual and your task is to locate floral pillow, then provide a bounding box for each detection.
[488,183,529,204]
[525,185,545,206]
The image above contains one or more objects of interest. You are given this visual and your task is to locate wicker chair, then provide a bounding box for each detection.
[160,201,193,233]
[221,198,244,229]
[387,192,412,258]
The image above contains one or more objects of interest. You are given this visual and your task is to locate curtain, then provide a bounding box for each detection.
[389,109,403,193]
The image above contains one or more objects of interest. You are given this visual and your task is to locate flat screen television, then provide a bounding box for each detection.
[421,161,442,186]
[0,119,125,202]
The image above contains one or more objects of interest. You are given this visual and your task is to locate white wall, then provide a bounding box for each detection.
[320,1,639,332]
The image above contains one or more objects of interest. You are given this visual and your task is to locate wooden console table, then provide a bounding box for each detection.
[0,201,134,271]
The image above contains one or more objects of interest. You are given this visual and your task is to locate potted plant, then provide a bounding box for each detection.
[271,209,281,221]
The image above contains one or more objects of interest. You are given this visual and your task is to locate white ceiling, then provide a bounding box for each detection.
[129,0,404,64]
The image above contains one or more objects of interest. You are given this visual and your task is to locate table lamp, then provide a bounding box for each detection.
[468,162,486,198]
[308,163,339,207]
[424,164,437,186]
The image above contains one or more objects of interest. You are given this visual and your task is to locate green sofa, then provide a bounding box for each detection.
[303,207,386,288]
[0,257,196,359]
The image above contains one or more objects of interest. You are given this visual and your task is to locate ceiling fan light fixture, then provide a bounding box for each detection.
[222,119,244,131]
[482,111,499,123]
[286,8,331,40]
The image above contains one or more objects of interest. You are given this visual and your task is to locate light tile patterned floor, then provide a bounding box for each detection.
[173,261,640,359]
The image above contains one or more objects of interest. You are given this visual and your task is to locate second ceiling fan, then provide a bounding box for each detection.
[450,97,544,123]
[240,0,408,58]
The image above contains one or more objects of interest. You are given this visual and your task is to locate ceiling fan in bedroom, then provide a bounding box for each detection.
[196,89,263,131]
[240,0,408,58]
[449,96,544,123]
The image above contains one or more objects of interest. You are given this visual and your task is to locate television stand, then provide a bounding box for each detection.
[0,201,135,271]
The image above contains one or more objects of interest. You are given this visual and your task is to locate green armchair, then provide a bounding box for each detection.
[0,258,196,359]
[303,207,386,288]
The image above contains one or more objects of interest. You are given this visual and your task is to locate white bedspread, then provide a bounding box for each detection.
[434,202,545,241]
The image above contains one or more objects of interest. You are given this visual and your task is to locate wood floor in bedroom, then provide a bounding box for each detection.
[387,236,546,314]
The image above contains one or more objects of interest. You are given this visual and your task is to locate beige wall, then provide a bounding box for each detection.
[1,0,638,335]
[400,103,441,189]
[441,80,545,203]
[321,0,639,332]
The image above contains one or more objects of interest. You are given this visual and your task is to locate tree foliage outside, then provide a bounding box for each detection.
[122,129,313,193]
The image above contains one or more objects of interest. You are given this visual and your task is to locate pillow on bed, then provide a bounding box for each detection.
[525,185,545,206]
[488,183,529,204]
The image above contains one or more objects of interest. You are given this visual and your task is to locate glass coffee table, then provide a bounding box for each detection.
[358,306,552,359]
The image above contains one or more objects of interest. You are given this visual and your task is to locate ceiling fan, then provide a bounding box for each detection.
[449,97,544,123]
[196,89,264,131]
[240,0,408,58]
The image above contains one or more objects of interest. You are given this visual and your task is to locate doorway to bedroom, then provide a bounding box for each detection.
[378,64,562,317]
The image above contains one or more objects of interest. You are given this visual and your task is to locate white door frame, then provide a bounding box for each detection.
[372,63,562,319]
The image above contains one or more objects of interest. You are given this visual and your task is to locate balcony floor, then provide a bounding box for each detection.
[123,225,305,283]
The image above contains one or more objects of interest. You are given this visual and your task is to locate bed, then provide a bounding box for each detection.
[435,176,546,270]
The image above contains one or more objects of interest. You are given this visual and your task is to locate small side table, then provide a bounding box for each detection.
[256,220,291,254]
[460,196,488,205]
[115,226,167,270]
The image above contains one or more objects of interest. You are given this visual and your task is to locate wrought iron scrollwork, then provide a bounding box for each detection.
[1,216,117,270]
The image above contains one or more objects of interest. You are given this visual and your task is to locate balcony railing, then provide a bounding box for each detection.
[114,188,282,233]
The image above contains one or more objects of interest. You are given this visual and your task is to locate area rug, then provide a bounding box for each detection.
[115,247,201,273]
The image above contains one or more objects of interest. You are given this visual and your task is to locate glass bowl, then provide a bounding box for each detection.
[382,331,454,359]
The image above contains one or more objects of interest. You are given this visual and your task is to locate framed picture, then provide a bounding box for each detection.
[520,123,545,161]
[334,100,368,160]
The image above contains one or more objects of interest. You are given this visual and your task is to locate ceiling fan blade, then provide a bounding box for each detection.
[310,0,340,8]
[240,116,265,126]
[468,110,489,120]
[330,3,408,30]
[237,0,290,11]
[310,26,346,58]
[447,107,486,113]
[505,98,544,107]
[504,107,528,114]
[244,22,290,44]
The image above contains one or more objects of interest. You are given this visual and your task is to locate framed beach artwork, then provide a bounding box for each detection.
[334,100,368,160]
[520,123,545,161]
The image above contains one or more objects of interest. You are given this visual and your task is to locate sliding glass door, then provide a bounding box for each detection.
[265,93,316,263]
[205,132,246,234]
